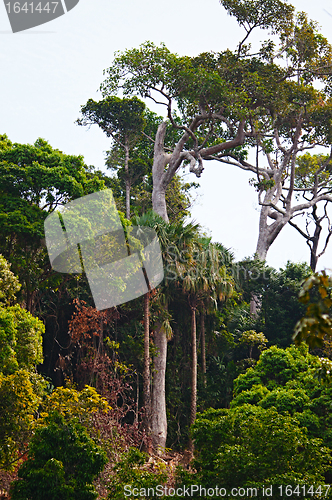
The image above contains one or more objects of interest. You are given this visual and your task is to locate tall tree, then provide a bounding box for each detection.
[179,239,234,450]
[77,96,146,219]
[211,10,332,261]
[100,42,256,222]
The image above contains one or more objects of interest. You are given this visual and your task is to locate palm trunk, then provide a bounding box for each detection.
[189,306,197,452]
[124,141,131,219]
[143,292,151,437]
[201,311,206,388]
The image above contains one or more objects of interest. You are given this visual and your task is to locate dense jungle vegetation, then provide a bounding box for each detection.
[3,0,332,498]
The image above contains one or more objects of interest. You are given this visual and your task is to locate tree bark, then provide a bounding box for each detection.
[124,140,131,219]
[201,311,206,388]
[143,292,151,438]
[151,323,167,452]
[310,219,322,272]
[189,305,197,452]
[152,121,170,222]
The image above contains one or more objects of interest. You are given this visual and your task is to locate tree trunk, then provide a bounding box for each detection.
[124,141,131,219]
[150,124,170,452]
[255,190,289,261]
[151,323,167,453]
[310,225,321,272]
[143,292,151,438]
[201,311,206,388]
[152,184,168,222]
[152,122,170,222]
[189,306,197,452]
[309,205,322,272]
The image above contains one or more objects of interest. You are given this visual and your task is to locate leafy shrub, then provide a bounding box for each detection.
[188,405,331,499]
[107,447,167,500]
[40,384,110,424]
[0,370,42,469]
[10,412,107,500]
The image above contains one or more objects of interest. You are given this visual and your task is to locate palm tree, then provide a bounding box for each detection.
[180,239,234,451]
[132,211,199,450]
[200,243,234,387]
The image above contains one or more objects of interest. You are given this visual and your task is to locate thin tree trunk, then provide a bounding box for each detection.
[143,292,151,437]
[189,306,197,452]
[201,311,206,388]
[309,206,322,272]
[124,141,131,219]
[151,323,167,453]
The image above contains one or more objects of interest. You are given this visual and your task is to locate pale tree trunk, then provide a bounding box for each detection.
[255,188,291,261]
[151,323,167,452]
[152,184,168,222]
[189,305,197,452]
[252,192,288,315]
[152,122,170,222]
[143,292,151,440]
[150,121,170,452]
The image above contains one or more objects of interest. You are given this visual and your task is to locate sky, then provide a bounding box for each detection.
[1,0,332,271]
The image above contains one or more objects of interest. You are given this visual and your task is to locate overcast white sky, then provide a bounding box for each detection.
[1,0,332,271]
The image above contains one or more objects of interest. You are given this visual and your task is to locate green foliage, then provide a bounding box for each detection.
[190,405,330,498]
[0,135,105,311]
[40,385,111,424]
[0,370,42,469]
[296,153,332,189]
[0,304,44,374]
[238,330,267,358]
[294,271,332,347]
[233,344,316,394]
[229,344,332,452]
[180,346,332,497]
[0,254,21,306]
[219,0,294,38]
[107,448,167,500]
[230,260,311,346]
[10,412,107,500]
[77,96,146,142]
